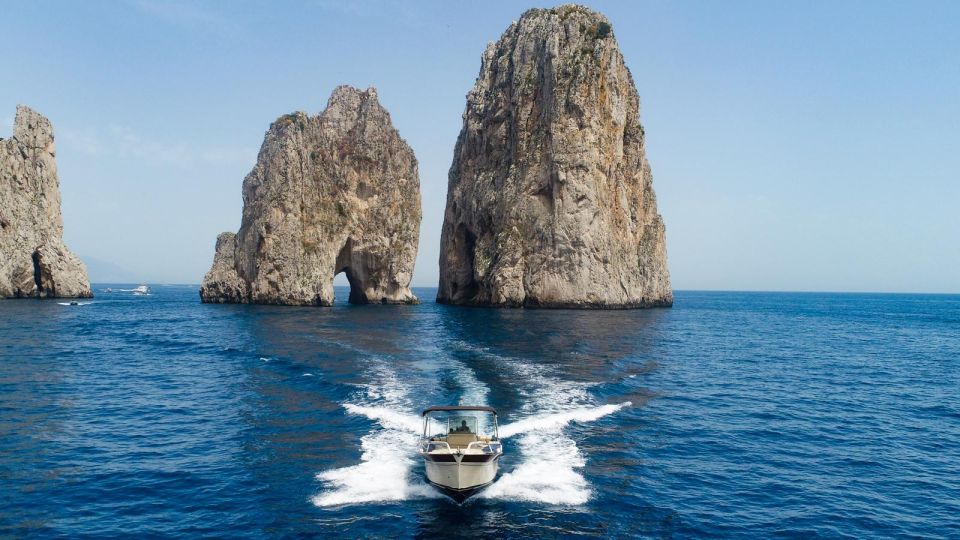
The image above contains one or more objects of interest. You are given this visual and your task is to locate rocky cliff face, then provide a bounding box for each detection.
[200,86,421,306]
[438,5,672,308]
[0,106,91,299]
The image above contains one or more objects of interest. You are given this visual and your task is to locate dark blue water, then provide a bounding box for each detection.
[1,287,958,538]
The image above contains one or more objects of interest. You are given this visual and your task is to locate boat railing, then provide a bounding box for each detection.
[420,440,502,454]
[467,441,503,454]
[422,441,452,453]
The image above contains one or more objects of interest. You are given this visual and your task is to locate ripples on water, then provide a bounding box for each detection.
[1,287,958,538]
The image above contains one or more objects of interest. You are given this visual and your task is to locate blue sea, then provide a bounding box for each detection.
[1,286,958,538]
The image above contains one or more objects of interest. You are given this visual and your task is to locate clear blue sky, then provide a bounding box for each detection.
[3,1,957,292]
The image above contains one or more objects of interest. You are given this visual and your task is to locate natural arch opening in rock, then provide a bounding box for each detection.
[334,237,367,305]
[448,224,479,302]
[335,266,368,305]
[31,250,43,294]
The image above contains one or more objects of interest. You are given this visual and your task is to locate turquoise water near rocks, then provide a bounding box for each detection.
[1,286,958,538]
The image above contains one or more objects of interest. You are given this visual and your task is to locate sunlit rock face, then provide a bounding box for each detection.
[438,5,672,308]
[200,86,421,306]
[0,105,92,299]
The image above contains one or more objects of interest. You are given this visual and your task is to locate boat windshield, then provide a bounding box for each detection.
[447,416,477,434]
[422,410,498,441]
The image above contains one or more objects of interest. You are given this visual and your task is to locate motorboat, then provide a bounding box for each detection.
[132,285,150,295]
[418,405,503,503]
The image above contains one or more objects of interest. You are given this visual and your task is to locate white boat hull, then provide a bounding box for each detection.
[418,406,503,503]
[422,453,500,502]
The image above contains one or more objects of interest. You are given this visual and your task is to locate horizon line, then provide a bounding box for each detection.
[86,283,960,296]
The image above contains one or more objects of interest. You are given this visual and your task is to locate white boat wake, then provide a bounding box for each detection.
[312,345,631,508]
[312,348,492,508]
[314,400,629,507]
[311,363,440,507]
[483,402,630,505]
[342,403,422,434]
[498,402,631,439]
[452,340,625,505]
[115,285,151,295]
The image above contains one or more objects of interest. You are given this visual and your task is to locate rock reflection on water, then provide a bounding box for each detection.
[438,305,668,379]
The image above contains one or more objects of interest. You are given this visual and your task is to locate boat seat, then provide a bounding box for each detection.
[446,433,479,448]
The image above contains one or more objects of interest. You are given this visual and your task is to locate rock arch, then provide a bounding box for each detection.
[200,86,421,306]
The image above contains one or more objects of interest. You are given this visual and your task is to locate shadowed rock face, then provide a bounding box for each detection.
[200,86,421,306]
[0,106,91,299]
[438,4,672,308]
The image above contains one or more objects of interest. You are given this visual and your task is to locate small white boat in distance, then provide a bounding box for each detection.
[419,405,502,503]
[133,284,150,295]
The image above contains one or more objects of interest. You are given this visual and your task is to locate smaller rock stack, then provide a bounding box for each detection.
[200,86,421,306]
[0,105,92,299]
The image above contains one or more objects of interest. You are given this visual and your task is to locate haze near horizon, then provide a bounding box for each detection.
[2,1,957,293]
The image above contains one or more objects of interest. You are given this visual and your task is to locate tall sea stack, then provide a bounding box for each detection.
[200,86,421,306]
[438,5,671,308]
[0,105,91,299]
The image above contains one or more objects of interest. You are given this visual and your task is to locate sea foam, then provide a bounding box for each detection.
[499,402,632,439]
[312,364,440,507]
[448,341,629,505]
[483,402,631,505]
[313,346,631,507]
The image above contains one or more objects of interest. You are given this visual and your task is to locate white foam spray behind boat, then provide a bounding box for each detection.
[499,402,632,439]
[452,341,631,505]
[342,404,423,434]
[312,363,438,507]
[486,402,631,504]
[312,348,492,507]
[312,341,632,507]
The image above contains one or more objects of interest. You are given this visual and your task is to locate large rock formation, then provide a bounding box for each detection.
[0,106,91,299]
[200,86,421,306]
[438,5,672,308]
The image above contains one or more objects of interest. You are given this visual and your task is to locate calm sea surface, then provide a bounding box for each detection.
[1,286,958,538]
